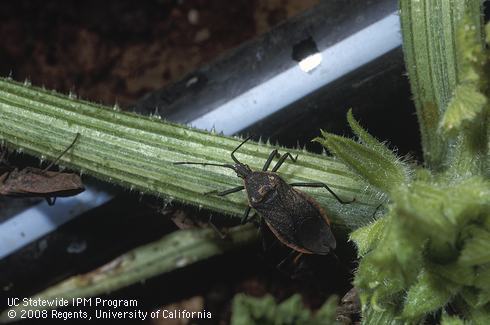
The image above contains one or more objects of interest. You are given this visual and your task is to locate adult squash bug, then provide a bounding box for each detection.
[175,137,354,255]
[0,133,84,205]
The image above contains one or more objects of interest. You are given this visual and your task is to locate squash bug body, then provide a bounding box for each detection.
[175,137,354,255]
[245,171,337,254]
[0,133,84,205]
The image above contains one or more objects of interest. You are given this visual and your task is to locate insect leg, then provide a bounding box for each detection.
[259,217,279,252]
[241,206,251,224]
[42,133,81,172]
[46,197,57,206]
[0,147,12,169]
[262,149,280,171]
[371,202,384,218]
[293,252,304,264]
[0,148,5,164]
[276,250,303,275]
[206,186,244,196]
[173,161,236,172]
[289,182,355,204]
[271,152,298,172]
[208,215,227,239]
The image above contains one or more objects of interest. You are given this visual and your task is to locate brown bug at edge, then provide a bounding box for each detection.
[174,137,354,255]
[0,133,85,205]
[336,288,361,325]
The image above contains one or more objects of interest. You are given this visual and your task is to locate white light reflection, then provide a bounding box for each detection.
[298,53,322,73]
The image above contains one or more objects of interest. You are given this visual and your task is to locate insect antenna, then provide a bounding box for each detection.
[230,136,252,164]
[42,133,81,172]
[173,161,236,171]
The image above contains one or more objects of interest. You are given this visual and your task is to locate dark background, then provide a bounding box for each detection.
[0,1,350,325]
[0,0,318,107]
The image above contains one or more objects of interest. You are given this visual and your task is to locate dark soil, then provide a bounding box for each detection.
[0,0,317,107]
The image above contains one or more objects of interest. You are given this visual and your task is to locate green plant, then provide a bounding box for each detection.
[313,1,490,323]
[0,78,376,226]
[231,294,338,325]
[0,0,488,324]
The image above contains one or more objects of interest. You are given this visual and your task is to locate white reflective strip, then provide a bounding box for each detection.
[190,12,402,135]
[0,186,112,259]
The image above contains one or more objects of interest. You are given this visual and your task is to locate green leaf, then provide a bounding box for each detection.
[474,264,490,289]
[454,16,486,86]
[346,109,399,159]
[441,313,469,325]
[461,287,479,307]
[392,184,458,262]
[315,131,409,195]
[476,290,490,307]
[460,287,490,312]
[231,294,277,325]
[402,269,460,320]
[312,296,339,325]
[390,178,490,262]
[465,286,490,308]
[355,254,406,307]
[361,304,406,325]
[355,210,424,310]
[459,227,490,266]
[441,177,490,226]
[440,83,487,135]
[442,15,489,176]
[230,294,339,325]
[467,305,490,324]
[355,176,489,320]
[349,217,388,257]
[276,295,312,325]
[428,262,475,287]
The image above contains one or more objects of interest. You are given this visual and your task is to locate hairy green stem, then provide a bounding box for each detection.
[0,77,378,228]
[399,0,483,170]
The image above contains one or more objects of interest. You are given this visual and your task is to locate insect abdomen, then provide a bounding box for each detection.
[254,184,336,255]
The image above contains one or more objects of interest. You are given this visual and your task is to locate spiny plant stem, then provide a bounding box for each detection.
[0,77,377,228]
[399,0,483,171]
[0,225,259,323]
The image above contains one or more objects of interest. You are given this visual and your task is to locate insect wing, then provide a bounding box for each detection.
[257,181,336,255]
[1,168,84,197]
[293,189,336,253]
